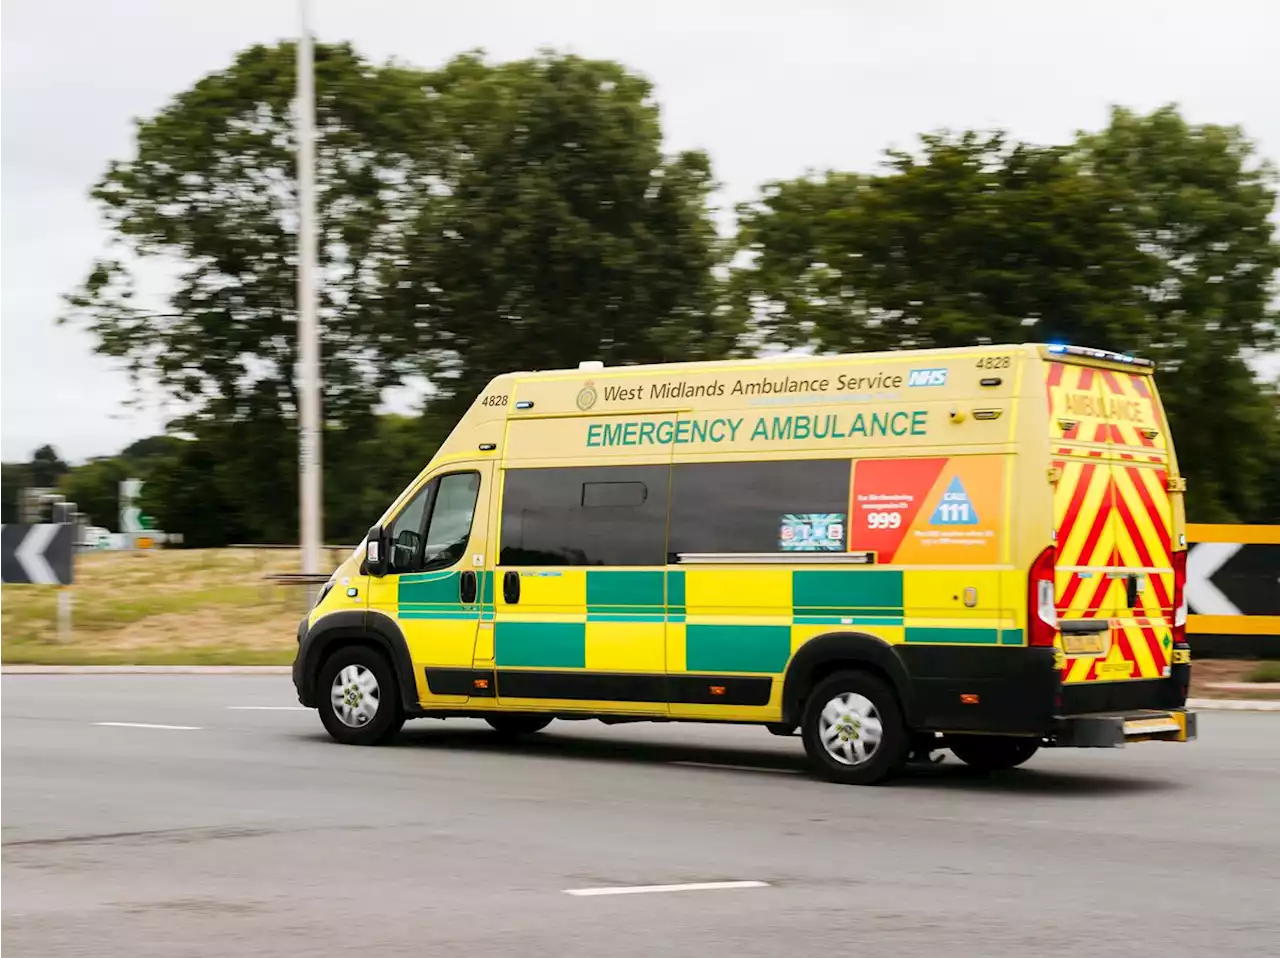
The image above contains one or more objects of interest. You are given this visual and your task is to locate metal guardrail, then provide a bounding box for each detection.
[230,543,357,551]
[264,572,333,585]
[225,544,354,601]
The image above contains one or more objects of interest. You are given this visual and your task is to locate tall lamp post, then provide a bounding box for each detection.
[297,0,322,583]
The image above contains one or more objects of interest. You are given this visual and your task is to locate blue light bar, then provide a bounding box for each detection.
[1045,343,1153,368]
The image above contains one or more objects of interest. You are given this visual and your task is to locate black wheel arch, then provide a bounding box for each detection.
[294,610,419,712]
[782,631,916,727]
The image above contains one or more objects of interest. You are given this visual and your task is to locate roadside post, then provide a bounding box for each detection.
[1,521,76,640]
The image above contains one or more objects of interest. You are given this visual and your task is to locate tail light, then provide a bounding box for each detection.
[1172,549,1188,647]
[1028,545,1058,647]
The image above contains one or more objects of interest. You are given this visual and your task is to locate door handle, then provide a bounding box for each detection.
[502,570,521,605]
[459,570,477,604]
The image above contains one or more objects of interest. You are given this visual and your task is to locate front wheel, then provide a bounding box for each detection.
[948,734,1040,771]
[800,671,908,785]
[317,646,404,746]
[485,714,553,738]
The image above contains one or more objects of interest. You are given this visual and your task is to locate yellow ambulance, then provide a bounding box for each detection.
[292,342,1196,784]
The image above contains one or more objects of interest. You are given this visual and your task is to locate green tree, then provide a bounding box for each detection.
[62,44,728,542]
[62,41,433,430]
[1073,106,1280,521]
[140,438,246,548]
[732,133,1155,353]
[380,50,733,411]
[59,457,130,529]
[27,445,69,488]
[1073,106,1278,361]
[733,108,1280,522]
[1,447,70,523]
[1155,335,1280,523]
[1,463,30,523]
[54,435,190,530]
[60,42,437,544]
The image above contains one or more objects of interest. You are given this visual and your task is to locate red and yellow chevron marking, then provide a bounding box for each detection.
[1052,456,1115,616]
[1044,361,1167,460]
[1044,360,1177,684]
[1111,460,1174,678]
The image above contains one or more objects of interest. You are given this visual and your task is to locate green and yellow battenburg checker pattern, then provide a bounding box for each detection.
[392,565,1025,715]
[495,569,1024,663]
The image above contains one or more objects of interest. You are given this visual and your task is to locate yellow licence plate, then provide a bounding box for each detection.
[1062,632,1107,655]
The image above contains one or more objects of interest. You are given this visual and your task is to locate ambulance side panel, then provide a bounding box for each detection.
[486,347,1051,732]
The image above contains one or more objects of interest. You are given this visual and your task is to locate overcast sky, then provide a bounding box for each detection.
[3,0,1278,462]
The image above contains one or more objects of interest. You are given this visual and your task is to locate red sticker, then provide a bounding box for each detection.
[848,458,947,562]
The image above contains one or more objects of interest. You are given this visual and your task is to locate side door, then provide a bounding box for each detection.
[1046,361,1120,680]
[666,456,857,722]
[491,462,671,714]
[1102,368,1177,682]
[1046,361,1175,684]
[367,464,493,708]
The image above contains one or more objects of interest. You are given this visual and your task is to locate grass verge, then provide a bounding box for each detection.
[1243,660,1280,684]
[0,548,337,666]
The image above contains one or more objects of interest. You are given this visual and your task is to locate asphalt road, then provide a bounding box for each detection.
[3,676,1279,958]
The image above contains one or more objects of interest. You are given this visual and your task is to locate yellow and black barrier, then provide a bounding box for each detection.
[1185,523,1280,659]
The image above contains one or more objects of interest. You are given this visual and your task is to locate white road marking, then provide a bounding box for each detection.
[1187,698,1280,712]
[564,880,770,897]
[226,706,310,711]
[1186,542,1242,615]
[672,761,801,775]
[14,523,60,584]
[93,722,202,731]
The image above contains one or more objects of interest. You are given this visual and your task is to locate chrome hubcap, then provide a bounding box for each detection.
[330,664,380,728]
[818,692,883,766]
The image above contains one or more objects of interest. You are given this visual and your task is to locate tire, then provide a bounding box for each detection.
[800,670,908,785]
[317,645,404,746]
[485,714,553,738]
[948,735,1040,771]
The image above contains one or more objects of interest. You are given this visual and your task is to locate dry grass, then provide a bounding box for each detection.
[1188,659,1280,699]
[1,548,345,665]
[1243,661,1280,684]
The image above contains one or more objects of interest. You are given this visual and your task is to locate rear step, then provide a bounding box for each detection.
[1054,709,1197,748]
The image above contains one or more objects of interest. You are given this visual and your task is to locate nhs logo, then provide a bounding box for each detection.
[908,368,948,387]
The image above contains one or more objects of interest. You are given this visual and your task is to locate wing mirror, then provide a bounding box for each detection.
[362,524,389,577]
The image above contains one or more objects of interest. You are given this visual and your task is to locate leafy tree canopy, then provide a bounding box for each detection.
[732,106,1280,521]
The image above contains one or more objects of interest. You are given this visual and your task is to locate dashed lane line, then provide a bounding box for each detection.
[564,880,770,897]
[671,761,801,775]
[226,706,310,711]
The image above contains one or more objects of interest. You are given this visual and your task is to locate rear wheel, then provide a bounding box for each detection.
[317,646,403,746]
[800,671,908,785]
[485,714,553,738]
[948,735,1040,771]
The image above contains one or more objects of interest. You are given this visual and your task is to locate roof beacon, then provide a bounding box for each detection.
[1046,343,1154,369]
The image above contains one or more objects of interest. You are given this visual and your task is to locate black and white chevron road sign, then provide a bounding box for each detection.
[0,524,75,585]
[1185,542,1279,616]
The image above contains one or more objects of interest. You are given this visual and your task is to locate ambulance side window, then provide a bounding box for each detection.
[668,459,850,555]
[421,472,481,570]
[387,483,433,574]
[386,472,481,574]
[499,465,669,566]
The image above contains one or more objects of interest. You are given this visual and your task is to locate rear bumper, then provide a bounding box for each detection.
[895,644,1193,740]
[1053,708,1197,748]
